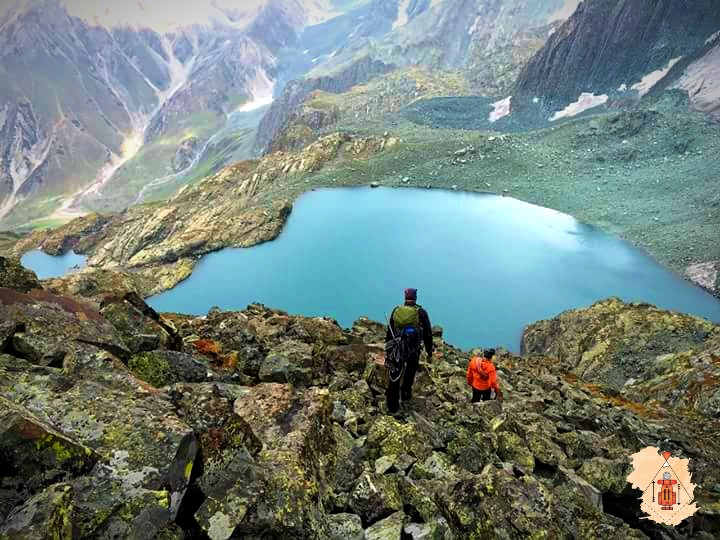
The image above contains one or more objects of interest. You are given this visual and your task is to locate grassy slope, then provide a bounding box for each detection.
[255,95,720,275]
[84,111,225,212]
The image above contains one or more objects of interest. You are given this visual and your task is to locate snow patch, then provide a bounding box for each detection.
[618,83,628,92]
[303,0,342,26]
[672,45,720,117]
[548,0,581,23]
[706,30,720,45]
[393,0,412,30]
[238,72,275,112]
[551,93,608,121]
[489,96,512,123]
[239,94,274,112]
[532,97,540,104]
[630,56,683,96]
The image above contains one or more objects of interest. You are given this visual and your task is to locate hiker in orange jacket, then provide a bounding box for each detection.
[467,348,503,403]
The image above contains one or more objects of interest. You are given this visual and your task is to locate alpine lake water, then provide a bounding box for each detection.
[22,188,720,351]
[20,249,87,280]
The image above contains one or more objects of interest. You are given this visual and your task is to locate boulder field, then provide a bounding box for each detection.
[0,256,719,539]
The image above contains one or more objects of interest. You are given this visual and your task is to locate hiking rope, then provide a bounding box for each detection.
[384,310,411,383]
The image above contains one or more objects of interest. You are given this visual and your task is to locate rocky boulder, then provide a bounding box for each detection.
[0,483,75,540]
[194,383,335,539]
[0,257,40,293]
[1,290,720,538]
[0,287,130,366]
[522,298,719,391]
[0,398,98,522]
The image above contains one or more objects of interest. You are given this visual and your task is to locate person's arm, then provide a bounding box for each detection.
[466,361,474,386]
[490,367,503,401]
[419,308,433,356]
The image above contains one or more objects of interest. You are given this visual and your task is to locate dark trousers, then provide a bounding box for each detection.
[386,352,420,413]
[471,388,492,403]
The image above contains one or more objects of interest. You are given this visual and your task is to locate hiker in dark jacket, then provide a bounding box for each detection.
[385,288,433,413]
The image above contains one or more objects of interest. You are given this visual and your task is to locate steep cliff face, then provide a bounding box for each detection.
[515,0,720,109]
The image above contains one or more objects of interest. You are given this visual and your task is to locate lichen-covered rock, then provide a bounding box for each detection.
[364,511,406,540]
[403,521,448,540]
[437,465,638,540]
[0,287,130,366]
[0,483,74,540]
[328,513,364,540]
[349,471,403,526]
[128,350,222,388]
[0,257,40,293]
[0,400,98,522]
[196,384,335,539]
[100,300,176,354]
[166,382,248,432]
[522,298,719,390]
[259,342,314,385]
[70,475,177,539]
[0,356,197,516]
[366,416,433,462]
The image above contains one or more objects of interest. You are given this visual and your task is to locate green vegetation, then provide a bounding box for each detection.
[86,111,226,211]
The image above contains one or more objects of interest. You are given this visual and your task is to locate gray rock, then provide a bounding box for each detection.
[364,511,406,540]
[328,513,364,540]
[349,472,403,526]
[0,483,74,539]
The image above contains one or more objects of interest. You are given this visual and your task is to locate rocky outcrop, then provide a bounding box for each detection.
[268,68,470,153]
[522,298,720,414]
[685,261,720,298]
[0,256,39,292]
[14,213,113,257]
[172,137,201,173]
[516,0,720,108]
[256,56,395,154]
[2,263,720,537]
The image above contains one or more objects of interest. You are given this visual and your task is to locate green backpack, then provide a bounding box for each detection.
[392,305,421,335]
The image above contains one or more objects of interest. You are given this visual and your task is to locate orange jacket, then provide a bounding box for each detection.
[466,356,500,392]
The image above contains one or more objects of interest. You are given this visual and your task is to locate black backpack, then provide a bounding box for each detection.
[385,306,422,382]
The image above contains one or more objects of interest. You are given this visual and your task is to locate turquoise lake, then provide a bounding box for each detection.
[145,188,720,351]
[21,188,720,351]
[20,249,86,280]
